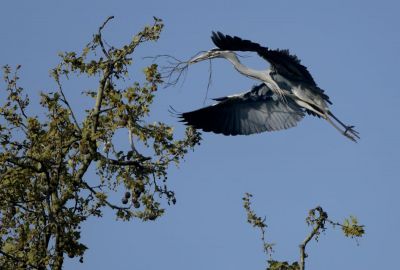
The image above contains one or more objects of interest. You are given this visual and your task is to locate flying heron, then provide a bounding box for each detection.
[178,32,359,142]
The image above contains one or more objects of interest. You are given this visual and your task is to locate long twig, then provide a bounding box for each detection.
[55,77,82,133]
[98,16,114,59]
[202,59,213,105]
[147,52,206,88]
[9,65,29,119]
[92,16,115,132]
[96,152,150,167]
[82,181,130,211]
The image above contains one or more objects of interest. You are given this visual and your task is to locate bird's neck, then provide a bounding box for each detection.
[225,53,268,82]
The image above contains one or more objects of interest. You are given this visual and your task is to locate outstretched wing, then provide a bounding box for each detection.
[211,31,317,86]
[179,84,305,136]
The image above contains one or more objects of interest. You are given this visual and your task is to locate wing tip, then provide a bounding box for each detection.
[211,31,226,48]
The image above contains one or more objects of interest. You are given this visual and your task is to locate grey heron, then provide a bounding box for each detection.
[178,32,359,142]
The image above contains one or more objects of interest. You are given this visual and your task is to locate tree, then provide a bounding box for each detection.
[0,15,366,270]
[0,16,201,270]
[243,193,365,270]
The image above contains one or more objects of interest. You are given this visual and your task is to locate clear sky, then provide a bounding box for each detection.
[1,0,399,269]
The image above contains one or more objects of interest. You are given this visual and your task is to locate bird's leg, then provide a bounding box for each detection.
[344,125,359,136]
[264,75,289,104]
[293,99,326,117]
[293,99,358,141]
[328,111,360,139]
[324,115,358,142]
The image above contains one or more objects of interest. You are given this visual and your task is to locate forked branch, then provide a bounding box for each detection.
[243,195,365,270]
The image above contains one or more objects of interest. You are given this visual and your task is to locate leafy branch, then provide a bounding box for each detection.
[0,16,201,269]
[242,194,365,270]
[243,193,275,256]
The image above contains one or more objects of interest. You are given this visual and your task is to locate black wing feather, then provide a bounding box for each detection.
[179,84,305,136]
[211,31,316,86]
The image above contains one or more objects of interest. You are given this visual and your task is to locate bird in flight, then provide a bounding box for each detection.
[178,32,359,142]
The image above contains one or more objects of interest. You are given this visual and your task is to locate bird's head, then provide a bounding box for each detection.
[189,49,235,64]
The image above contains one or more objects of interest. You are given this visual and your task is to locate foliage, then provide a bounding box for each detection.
[267,260,299,270]
[0,16,201,270]
[242,194,365,270]
[341,216,365,238]
[243,193,274,256]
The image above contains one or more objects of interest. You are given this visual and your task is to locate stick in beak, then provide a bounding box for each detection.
[189,50,221,64]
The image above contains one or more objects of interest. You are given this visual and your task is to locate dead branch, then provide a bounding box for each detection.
[144,54,190,88]
[98,16,114,59]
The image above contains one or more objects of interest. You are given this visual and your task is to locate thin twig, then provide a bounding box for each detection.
[147,52,207,88]
[82,181,130,211]
[98,16,114,59]
[55,77,82,133]
[98,106,117,114]
[202,59,213,105]
[127,121,139,155]
[97,152,150,167]
[10,66,29,119]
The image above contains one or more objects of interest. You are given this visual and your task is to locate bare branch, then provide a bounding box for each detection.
[82,181,130,211]
[149,53,215,104]
[149,54,190,88]
[55,75,82,133]
[98,106,117,114]
[97,16,114,59]
[146,51,209,88]
[203,59,213,105]
[128,124,139,155]
[96,152,151,167]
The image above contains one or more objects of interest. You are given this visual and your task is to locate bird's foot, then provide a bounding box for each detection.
[343,125,360,142]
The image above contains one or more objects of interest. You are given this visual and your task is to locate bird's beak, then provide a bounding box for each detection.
[189,50,221,64]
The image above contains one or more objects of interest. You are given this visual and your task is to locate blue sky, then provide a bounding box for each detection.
[1,0,399,269]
